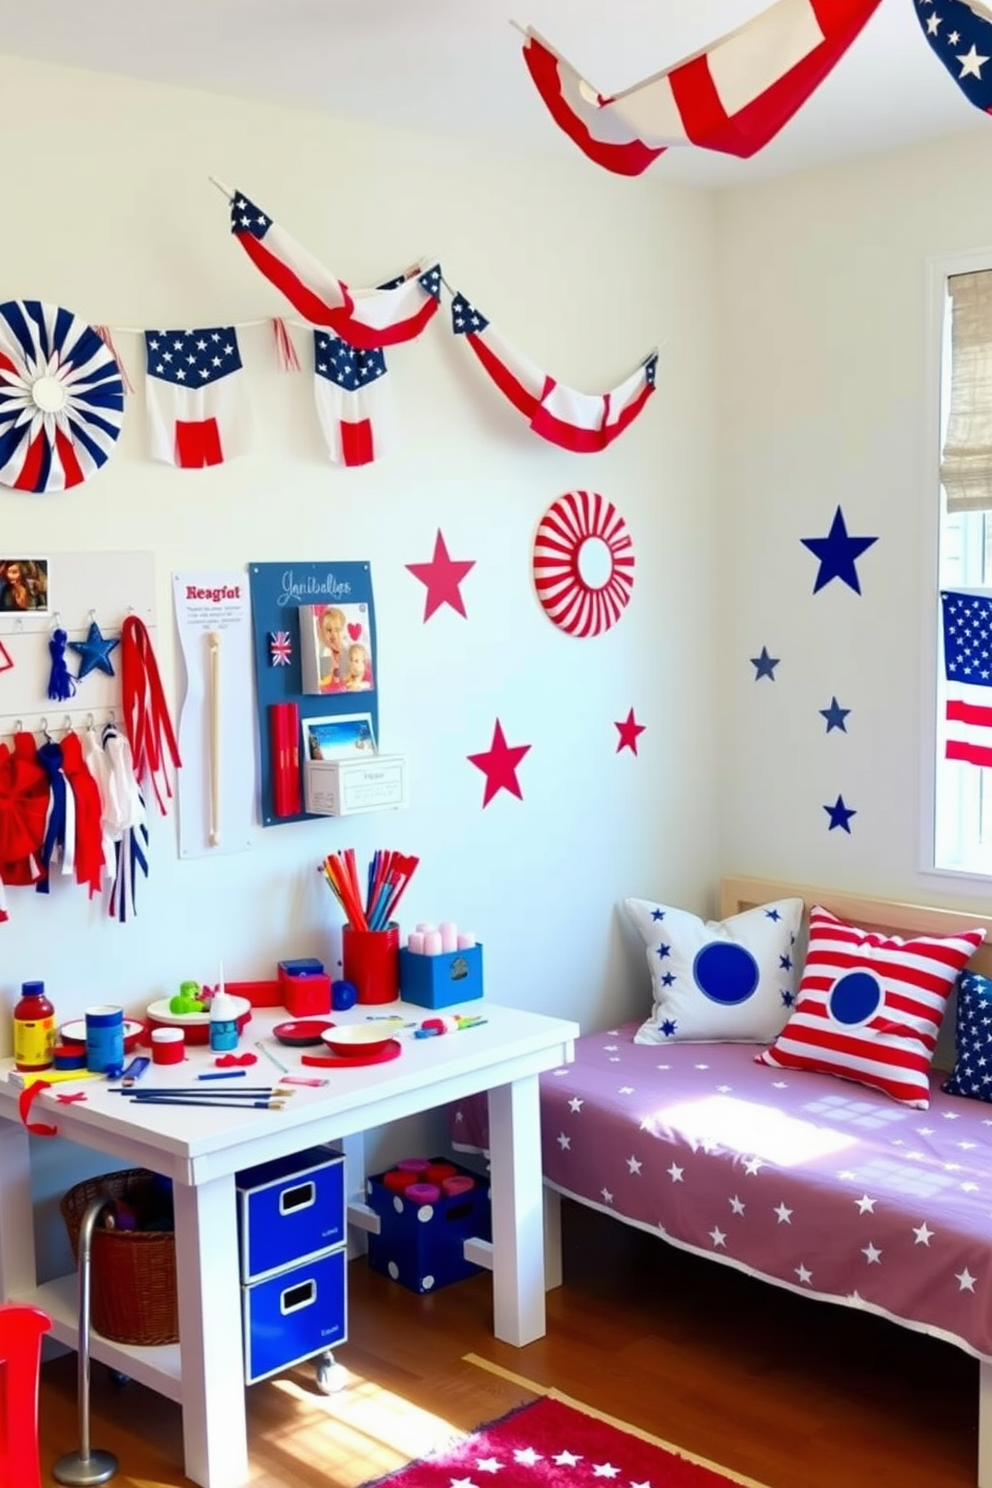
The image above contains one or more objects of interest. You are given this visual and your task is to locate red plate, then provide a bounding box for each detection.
[273,1019,336,1047]
[301,1038,401,1068]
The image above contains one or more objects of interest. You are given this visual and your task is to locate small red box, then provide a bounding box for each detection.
[278,968,331,1016]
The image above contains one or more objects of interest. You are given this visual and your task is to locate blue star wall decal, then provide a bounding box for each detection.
[69,619,119,679]
[820,696,851,733]
[801,507,878,595]
[824,794,857,833]
[751,646,780,680]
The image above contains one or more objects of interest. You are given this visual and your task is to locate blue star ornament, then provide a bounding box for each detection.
[801,507,878,595]
[69,619,119,679]
[820,696,851,733]
[751,646,780,680]
[824,794,857,833]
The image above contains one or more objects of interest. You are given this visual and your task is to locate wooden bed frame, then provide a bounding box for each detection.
[541,876,992,1488]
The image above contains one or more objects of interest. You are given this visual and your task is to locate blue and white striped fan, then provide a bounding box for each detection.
[0,299,125,493]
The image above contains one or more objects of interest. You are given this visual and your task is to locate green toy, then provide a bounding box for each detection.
[170,980,205,1015]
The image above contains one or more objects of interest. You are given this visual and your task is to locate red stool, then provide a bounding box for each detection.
[0,1304,51,1488]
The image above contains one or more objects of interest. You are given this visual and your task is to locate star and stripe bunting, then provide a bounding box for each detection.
[0,300,124,493]
[914,0,992,114]
[451,293,657,453]
[520,0,884,176]
[229,189,442,351]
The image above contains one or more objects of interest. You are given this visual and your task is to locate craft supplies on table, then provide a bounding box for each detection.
[151,1027,185,1064]
[13,982,55,1072]
[399,942,484,1009]
[85,1005,125,1073]
[342,922,400,1004]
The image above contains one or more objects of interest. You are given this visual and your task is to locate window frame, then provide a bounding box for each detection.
[921,247,992,888]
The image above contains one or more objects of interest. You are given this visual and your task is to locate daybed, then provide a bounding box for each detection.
[449,876,992,1488]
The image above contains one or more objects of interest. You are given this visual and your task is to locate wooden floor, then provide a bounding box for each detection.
[37,1199,979,1488]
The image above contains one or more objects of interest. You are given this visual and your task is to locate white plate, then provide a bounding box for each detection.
[146,995,251,1027]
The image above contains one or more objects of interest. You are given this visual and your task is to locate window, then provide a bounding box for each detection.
[933,261,992,876]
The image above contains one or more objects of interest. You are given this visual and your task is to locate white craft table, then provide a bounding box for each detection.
[0,1000,578,1488]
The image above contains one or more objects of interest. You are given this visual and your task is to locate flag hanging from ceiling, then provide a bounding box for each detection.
[940,590,992,768]
[521,0,884,176]
[313,331,394,467]
[914,0,992,117]
[229,189,442,350]
[450,293,657,453]
[144,327,252,468]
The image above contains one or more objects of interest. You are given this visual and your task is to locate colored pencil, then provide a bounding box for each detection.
[320,848,421,933]
[126,1098,286,1110]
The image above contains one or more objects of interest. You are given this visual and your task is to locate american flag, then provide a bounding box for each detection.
[522,0,884,176]
[914,0,992,114]
[144,327,251,468]
[451,293,656,452]
[269,631,292,666]
[940,590,992,768]
[230,190,442,351]
[313,332,392,467]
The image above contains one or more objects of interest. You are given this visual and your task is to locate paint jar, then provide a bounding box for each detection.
[342,922,400,1005]
[85,1005,124,1074]
[151,1027,185,1066]
[13,981,55,1072]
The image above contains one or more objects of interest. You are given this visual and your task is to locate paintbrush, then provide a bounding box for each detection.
[125,1096,287,1110]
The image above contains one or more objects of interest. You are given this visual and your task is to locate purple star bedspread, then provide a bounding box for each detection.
[448,1023,992,1360]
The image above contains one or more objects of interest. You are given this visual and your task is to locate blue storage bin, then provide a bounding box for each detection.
[398,944,483,1009]
[242,1246,347,1384]
[236,1145,344,1282]
[365,1160,491,1293]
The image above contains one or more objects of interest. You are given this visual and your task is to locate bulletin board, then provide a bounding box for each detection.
[249,560,378,827]
[0,551,156,740]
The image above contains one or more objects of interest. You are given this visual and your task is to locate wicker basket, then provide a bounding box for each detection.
[59,1168,179,1346]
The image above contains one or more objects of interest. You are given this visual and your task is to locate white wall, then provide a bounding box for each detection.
[717,129,992,912]
[0,54,720,1269]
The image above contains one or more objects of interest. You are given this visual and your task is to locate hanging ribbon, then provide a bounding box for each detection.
[47,626,76,702]
[120,616,182,816]
[17,1081,59,1137]
[102,723,149,923]
[271,318,302,372]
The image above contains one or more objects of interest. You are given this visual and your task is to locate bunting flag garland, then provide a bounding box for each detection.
[914,0,992,115]
[313,331,394,467]
[0,299,125,492]
[520,0,884,176]
[229,187,443,351]
[451,293,657,452]
[145,327,252,468]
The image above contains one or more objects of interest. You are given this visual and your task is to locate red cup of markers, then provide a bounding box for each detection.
[342,922,400,1005]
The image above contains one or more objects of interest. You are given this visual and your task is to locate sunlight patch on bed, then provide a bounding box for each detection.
[649,1094,857,1167]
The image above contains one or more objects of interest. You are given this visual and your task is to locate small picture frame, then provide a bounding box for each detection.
[0,557,49,615]
[298,602,375,695]
[304,711,377,762]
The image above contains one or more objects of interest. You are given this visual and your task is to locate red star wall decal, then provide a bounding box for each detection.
[467,719,531,808]
[615,708,645,755]
[406,529,476,621]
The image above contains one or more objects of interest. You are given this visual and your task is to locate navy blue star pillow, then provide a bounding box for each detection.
[944,971,992,1103]
[626,896,803,1044]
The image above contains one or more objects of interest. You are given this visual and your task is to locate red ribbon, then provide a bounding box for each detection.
[120,615,182,815]
[17,1081,58,1136]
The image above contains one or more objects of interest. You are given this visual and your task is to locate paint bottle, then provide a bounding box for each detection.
[209,991,239,1053]
[13,981,56,1072]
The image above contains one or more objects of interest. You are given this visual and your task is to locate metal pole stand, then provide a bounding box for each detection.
[53,1194,118,1486]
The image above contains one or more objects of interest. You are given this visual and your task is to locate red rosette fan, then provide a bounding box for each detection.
[0,299,124,493]
[532,490,634,638]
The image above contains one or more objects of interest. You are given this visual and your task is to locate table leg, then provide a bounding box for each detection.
[0,1118,37,1298]
[172,1173,247,1488]
[487,1074,546,1346]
